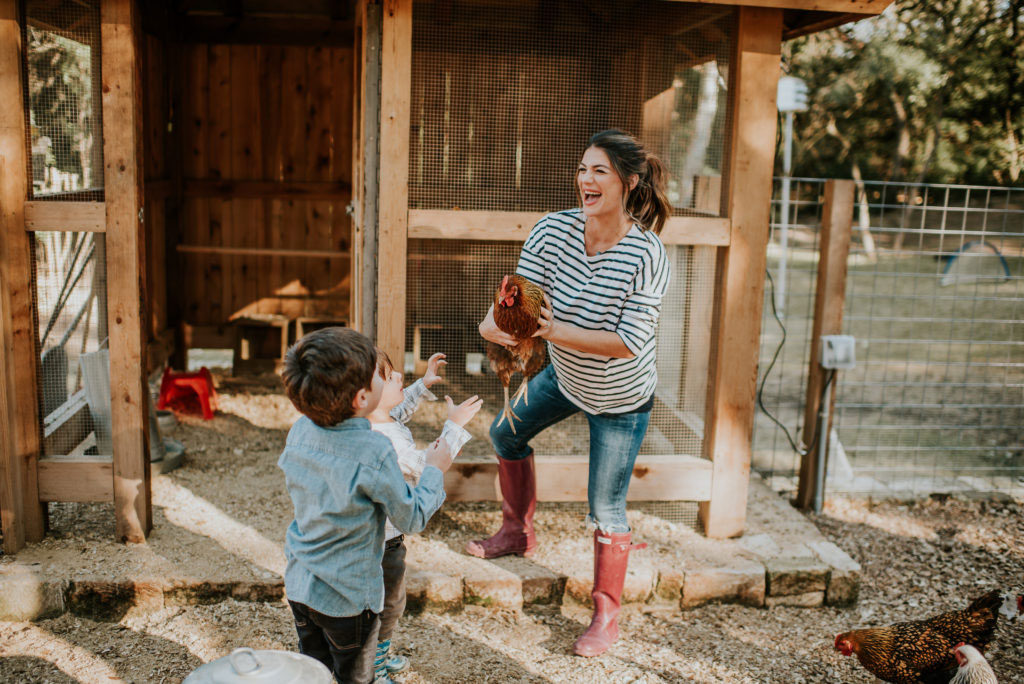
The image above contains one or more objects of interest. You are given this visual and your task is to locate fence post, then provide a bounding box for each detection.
[0,0,47,553]
[102,0,152,542]
[795,179,855,510]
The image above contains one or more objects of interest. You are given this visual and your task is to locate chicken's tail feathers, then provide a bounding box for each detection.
[967,589,1003,615]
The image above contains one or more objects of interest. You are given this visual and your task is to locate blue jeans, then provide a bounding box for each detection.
[489,364,651,533]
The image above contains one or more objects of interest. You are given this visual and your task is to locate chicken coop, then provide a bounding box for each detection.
[0,0,892,552]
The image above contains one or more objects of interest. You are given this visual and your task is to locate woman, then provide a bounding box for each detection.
[469,129,671,657]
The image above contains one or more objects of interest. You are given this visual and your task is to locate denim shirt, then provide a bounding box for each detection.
[279,416,446,617]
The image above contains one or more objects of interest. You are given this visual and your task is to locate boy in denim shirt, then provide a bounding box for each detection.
[279,328,452,683]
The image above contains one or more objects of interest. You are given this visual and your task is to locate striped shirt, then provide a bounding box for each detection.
[516,209,670,414]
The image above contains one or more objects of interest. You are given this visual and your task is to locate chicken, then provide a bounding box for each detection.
[486,274,546,433]
[950,643,998,684]
[834,590,1007,684]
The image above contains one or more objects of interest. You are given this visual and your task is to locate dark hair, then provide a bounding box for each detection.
[582,129,671,235]
[375,347,395,379]
[282,327,376,427]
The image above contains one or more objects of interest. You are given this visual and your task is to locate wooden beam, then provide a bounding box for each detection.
[796,179,854,509]
[181,179,352,200]
[699,7,783,539]
[783,12,872,40]
[24,201,106,232]
[0,0,46,553]
[37,457,113,503]
[102,0,152,543]
[377,0,412,366]
[178,15,355,46]
[409,210,731,246]
[445,455,713,502]
[176,244,351,258]
[667,0,890,13]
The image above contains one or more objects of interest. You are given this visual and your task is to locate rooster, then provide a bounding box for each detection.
[486,274,546,433]
[834,590,1014,683]
[950,643,998,684]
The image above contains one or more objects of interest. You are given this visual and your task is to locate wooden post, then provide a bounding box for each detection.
[699,7,783,539]
[796,179,855,509]
[0,0,46,553]
[102,0,152,543]
[376,0,411,365]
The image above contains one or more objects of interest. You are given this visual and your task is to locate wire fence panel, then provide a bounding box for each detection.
[756,178,1024,498]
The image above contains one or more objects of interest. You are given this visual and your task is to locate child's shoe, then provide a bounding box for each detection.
[374,639,408,680]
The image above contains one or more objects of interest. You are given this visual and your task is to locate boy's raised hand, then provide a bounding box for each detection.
[446,395,483,427]
[424,437,453,472]
[423,352,447,388]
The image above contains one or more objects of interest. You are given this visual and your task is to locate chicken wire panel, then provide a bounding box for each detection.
[409,1,734,215]
[755,179,1024,498]
[404,239,711,469]
[22,0,104,201]
[34,231,109,457]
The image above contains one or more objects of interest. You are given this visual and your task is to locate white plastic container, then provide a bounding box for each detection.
[183,647,332,684]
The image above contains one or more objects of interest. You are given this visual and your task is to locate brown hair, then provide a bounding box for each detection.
[581,129,671,235]
[375,347,395,379]
[282,327,376,427]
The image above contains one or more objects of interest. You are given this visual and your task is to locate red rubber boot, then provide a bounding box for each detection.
[573,530,644,657]
[465,453,537,558]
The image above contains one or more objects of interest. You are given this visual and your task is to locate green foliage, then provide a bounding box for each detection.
[783,1,1024,186]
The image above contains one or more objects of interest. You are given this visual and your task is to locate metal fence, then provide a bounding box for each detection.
[755,178,1024,498]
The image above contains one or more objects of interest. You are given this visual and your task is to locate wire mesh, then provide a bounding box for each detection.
[33,231,109,457]
[22,0,103,200]
[405,2,732,523]
[755,179,1024,498]
[409,0,735,215]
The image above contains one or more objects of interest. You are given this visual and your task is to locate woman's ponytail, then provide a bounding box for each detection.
[584,129,672,235]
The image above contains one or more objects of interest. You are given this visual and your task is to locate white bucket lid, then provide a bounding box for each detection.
[183,648,333,684]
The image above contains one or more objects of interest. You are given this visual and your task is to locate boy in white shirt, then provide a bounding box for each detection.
[366,350,483,682]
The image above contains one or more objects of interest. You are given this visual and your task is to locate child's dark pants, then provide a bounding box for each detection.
[379,535,408,641]
[289,600,380,684]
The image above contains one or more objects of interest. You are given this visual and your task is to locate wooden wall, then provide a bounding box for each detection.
[172,44,354,329]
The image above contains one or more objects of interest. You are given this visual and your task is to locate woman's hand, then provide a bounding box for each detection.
[479,304,517,347]
[532,293,556,339]
[422,352,446,388]
[446,394,483,427]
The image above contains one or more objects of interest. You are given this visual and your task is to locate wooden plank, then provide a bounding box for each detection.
[796,179,854,509]
[445,455,713,503]
[184,179,356,197]
[0,0,46,552]
[178,16,355,46]
[38,457,113,503]
[409,210,731,246]
[230,44,260,319]
[102,0,152,543]
[25,202,107,232]
[183,45,209,327]
[207,43,231,324]
[377,0,412,365]
[783,12,872,40]
[667,0,890,13]
[699,7,783,539]
[176,245,349,258]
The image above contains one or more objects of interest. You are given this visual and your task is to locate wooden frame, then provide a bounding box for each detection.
[25,202,107,232]
[675,0,887,11]
[0,0,46,553]
[409,210,731,246]
[699,6,784,538]
[796,179,854,508]
[376,0,413,365]
[102,0,152,543]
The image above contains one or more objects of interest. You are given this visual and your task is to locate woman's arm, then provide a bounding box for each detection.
[534,304,634,358]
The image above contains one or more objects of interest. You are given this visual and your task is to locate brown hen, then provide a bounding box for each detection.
[486,274,546,433]
[834,590,1012,684]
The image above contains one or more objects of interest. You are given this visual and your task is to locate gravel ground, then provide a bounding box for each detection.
[1,496,1021,683]
[1,378,1021,682]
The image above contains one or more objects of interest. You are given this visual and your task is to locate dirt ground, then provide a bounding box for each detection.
[1,376,1022,683]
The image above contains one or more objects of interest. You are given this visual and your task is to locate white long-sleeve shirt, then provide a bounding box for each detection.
[372,379,471,541]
